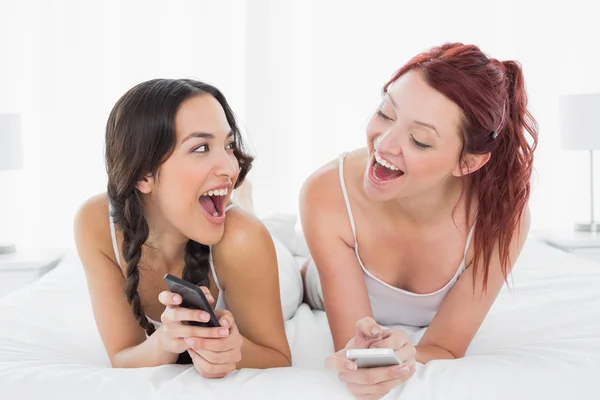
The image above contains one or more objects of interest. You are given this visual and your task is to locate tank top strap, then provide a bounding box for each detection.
[338,153,358,245]
[107,201,122,267]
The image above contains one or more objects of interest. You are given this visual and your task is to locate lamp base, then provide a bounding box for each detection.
[574,222,600,233]
[0,242,16,254]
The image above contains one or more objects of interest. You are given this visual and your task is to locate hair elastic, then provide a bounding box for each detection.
[491,104,507,140]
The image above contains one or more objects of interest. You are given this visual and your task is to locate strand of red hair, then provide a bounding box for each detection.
[383,43,538,291]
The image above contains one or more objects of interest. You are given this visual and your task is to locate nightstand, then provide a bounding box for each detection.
[0,249,66,297]
[533,229,600,263]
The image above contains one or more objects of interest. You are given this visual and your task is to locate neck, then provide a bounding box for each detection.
[142,201,188,269]
[382,177,466,226]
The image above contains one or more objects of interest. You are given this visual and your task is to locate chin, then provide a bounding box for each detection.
[363,175,400,202]
[188,224,225,246]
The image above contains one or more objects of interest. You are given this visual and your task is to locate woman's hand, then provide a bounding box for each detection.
[155,288,219,355]
[186,310,244,378]
[325,317,417,399]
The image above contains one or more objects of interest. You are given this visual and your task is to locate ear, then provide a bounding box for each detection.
[452,152,491,177]
[135,173,155,194]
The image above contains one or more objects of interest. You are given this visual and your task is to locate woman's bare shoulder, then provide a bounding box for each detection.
[73,193,120,268]
[210,206,275,285]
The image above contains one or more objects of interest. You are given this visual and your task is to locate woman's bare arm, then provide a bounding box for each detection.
[212,208,292,368]
[73,195,177,368]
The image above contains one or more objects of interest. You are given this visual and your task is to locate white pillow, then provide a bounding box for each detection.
[262,214,298,251]
[290,219,310,258]
[271,235,304,320]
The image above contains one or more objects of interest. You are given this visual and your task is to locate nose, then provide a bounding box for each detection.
[375,129,402,156]
[213,148,239,179]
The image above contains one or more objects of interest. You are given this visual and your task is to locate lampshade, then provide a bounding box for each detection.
[560,93,600,150]
[0,114,23,170]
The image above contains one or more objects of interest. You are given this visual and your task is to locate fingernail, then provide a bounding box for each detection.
[199,312,209,322]
[219,328,229,336]
[173,295,181,303]
[409,366,416,375]
[346,361,357,371]
[370,327,382,336]
[220,319,230,329]
[395,365,409,375]
[185,338,195,346]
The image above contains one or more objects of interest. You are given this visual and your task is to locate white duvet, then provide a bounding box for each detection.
[1,236,600,400]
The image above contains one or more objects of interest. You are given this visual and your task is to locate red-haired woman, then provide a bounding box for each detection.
[300,42,538,398]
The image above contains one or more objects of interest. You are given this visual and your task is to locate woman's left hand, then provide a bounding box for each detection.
[186,310,244,379]
[326,317,417,399]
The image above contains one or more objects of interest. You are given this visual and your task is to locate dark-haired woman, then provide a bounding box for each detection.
[300,43,537,398]
[74,79,291,376]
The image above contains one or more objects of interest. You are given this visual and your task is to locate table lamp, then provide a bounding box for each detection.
[560,93,600,232]
[0,113,23,254]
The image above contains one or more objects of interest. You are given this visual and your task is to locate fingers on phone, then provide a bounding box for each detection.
[199,286,215,304]
[325,350,353,372]
[214,310,234,329]
[395,343,416,363]
[174,307,212,323]
[158,290,181,306]
[187,336,240,352]
[356,317,382,338]
[186,326,230,339]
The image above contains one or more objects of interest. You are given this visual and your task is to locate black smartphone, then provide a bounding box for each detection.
[163,273,220,328]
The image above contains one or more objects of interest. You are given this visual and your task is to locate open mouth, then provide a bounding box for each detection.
[371,153,405,181]
[199,189,227,218]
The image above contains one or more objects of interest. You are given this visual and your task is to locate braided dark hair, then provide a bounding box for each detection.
[105,79,253,336]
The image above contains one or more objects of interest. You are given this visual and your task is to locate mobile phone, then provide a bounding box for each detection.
[345,348,402,368]
[163,273,220,328]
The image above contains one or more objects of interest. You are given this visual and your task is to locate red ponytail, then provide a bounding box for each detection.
[384,43,538,290]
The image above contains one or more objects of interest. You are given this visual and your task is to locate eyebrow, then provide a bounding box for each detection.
[182,130,234,143]
[412,120,440,138]
[386,93,440,138]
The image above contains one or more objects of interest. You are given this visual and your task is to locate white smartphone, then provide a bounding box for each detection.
[345,348,402,368]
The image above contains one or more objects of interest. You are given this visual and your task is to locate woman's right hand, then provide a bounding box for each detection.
[155,288,218,355]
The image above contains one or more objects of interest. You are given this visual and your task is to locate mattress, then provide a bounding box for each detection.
[1,237,599,399]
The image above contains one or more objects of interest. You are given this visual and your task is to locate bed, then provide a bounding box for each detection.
[1,221,599,400]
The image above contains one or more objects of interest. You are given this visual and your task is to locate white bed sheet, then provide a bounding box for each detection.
[1,237,599,400]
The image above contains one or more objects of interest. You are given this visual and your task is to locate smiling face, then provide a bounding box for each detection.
[136,94,240,245]
[363,69,469,202]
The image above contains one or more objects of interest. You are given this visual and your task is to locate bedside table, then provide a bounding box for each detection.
[0,249,66,297]
[533,229,600,263]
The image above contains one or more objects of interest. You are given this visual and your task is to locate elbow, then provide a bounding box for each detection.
[281,354,292,368]
[264,351,293,369]
[416,343,463,364]
[444,343,467,360]
[273,351,292,368]
[438,346,464,361]
[108,353,124,368]
[445,348,462,360]
[109,349,139,368]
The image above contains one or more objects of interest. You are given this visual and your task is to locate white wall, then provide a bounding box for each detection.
[0,0,247,250]
[1,0,599,250]
[245,0,600,231]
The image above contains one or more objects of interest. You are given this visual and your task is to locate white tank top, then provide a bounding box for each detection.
[108,201,235,328]
[338,153,475,327]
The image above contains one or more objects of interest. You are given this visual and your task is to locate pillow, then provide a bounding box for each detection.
[290,219,310,258]
[271,235,304,320]
[262,213,311,259]
[261,214,298,252]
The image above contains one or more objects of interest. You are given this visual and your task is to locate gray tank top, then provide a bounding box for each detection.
[338,153,475,327]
